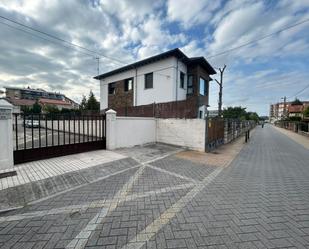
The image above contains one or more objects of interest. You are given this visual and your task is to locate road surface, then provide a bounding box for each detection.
[1,125,309,248]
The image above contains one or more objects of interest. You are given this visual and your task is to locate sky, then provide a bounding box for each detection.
[0,0,308,116]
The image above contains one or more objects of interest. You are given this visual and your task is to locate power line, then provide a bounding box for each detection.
[0,14,126,65]
[288,83,309,99]
[208,18,309,59]
[0,20,96,58]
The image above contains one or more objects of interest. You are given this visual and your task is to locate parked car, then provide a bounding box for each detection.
[24,120,40,128]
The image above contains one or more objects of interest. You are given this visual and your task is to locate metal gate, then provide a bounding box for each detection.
[206,117,224,151]
[13,113,106,164]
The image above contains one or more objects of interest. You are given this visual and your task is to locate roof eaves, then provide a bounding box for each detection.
[94,48,188,80]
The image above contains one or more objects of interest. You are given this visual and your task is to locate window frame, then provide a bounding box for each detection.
[108,82,116,95]
[144,72,153,89]
[199,77,207,96]
[124,78,133,92]
[187,74,194,95]
[180,71,185,89]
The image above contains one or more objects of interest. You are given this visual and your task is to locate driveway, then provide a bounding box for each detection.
[1,125,309,248]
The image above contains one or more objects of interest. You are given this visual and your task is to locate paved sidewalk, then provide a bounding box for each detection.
[0,126,308,248]
[0,150,126,191]
[273,124,309,150]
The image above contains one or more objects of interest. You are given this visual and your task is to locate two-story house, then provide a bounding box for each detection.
[94,48,216,118]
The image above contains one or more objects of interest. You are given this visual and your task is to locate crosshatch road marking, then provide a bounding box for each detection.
[146,164,202,184]
[0,182,195,223]
[65,165,146,249]
[121,167,223,249]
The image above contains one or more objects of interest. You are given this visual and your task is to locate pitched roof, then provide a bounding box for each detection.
[288,105,303,113]
[94,48,216,80]
[6,98,35,106]
[39,98,71,106]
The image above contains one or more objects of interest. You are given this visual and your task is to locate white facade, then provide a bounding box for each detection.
[104,111,205,151]
[0,99,14,170]
[100,57,188,110]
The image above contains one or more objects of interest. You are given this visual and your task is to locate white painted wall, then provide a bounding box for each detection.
[113,117,156,148]
[100,56,188,110]
[156,118,205,151]
[0,100,14,169]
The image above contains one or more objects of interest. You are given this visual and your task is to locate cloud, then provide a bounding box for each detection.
[0,0,308,116]
[167,0,221,29]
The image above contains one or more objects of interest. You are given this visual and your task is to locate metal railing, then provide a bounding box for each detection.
[13,113,106,164]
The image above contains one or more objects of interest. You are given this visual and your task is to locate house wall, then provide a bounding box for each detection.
[100,57,188,110]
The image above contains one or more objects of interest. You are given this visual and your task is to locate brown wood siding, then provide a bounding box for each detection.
[108,80,134,109]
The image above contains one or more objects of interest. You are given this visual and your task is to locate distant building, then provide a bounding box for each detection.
[4,86,79,113]
[288,105,304,119]
[270,100,309,122]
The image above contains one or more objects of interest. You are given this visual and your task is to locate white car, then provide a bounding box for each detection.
[25,120,40,128]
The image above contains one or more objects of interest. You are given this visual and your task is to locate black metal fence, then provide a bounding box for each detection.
[13,113,106,164]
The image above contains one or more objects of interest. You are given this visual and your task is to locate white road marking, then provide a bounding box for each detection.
[0,182,195,223]
[121,167,223,249]
[65,165,146,249]
[146,164,201,184]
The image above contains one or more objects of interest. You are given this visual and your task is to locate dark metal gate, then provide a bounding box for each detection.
[13,113,106,164]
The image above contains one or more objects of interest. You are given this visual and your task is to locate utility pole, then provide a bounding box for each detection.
[95,57,100,75]
[215,65,226,117]
[281,96,287,119]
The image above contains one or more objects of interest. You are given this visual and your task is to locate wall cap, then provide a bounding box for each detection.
[106,109,117,114]
[0,99,13,109]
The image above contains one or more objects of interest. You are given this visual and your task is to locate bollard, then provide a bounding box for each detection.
[245,131,248,143]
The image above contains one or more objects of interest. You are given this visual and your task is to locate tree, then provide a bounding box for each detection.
[86,91,100,111]
[222,106,247,119]
[303,106,309,117]
[80,95,87,111]
[291,98,302,105]
[32,100,42,114]
[43,105,59,114]
[247,112,259,122]
[21,105,31,114]
[222,106,260,121]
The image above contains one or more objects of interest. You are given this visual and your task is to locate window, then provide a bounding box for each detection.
[108,83,116,95]
[199,77,207,96]
[145,73,153,89]
[180,71,185,89]
[124,78,133,92]
[187,75,193,94]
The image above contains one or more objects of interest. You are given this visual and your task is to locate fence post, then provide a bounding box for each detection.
[224,119,228,144]
[106,109,117,150]
[0,99,14,170]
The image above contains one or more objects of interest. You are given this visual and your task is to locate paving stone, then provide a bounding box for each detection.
[0,126,308,248]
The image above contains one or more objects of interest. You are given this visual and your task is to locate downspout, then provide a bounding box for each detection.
[134,67,137,106]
